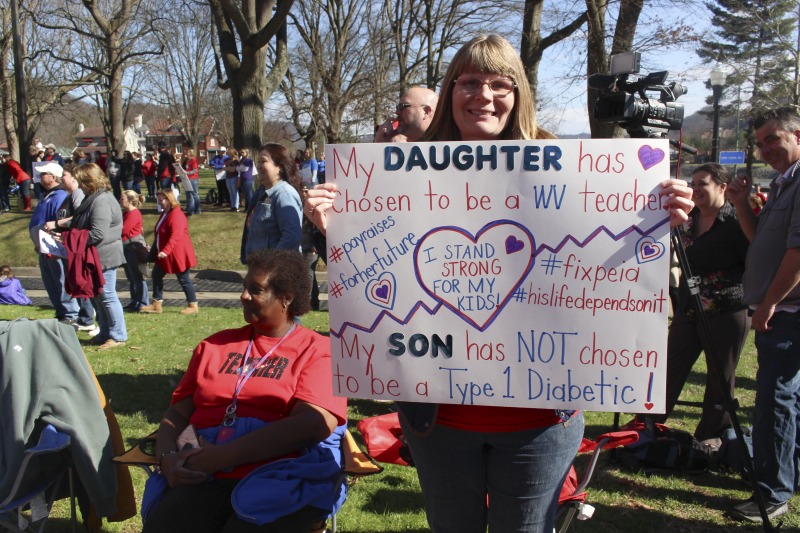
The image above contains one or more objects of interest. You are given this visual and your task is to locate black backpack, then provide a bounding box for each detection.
[615,418,714,473]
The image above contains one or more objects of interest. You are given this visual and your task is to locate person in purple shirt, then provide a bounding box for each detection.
[237,148,255,211]
[0,266,32,305]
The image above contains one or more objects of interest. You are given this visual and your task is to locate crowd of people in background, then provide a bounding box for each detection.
[6,37,800,530]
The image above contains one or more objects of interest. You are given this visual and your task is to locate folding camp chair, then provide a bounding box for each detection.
[0,424,77,533]
[556,431,639,532]
[357,413,639,532]
[113,427,382,533]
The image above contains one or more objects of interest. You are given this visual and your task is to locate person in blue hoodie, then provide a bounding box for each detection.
[29,162,94,329]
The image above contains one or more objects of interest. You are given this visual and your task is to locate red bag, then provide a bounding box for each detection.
[356,413,411,466]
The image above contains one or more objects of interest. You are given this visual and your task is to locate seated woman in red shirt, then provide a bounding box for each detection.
[142,249,347,533]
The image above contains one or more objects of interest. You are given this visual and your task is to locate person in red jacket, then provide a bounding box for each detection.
[3,155,32,211]
[139,188,199,314]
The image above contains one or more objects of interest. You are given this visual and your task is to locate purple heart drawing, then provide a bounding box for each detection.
[365,273,396,310]
[638,145,665,170]
[505,235,524,254]
[635,236,665,264]
[375,285,389,300]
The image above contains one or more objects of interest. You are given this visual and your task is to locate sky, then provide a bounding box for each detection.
[541,8,714,136]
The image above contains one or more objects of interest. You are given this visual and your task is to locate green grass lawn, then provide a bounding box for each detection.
[2,178,798,531]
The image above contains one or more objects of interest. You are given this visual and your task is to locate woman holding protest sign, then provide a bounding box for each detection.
[304,34,695,533]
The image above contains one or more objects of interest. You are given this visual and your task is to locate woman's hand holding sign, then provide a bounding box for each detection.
[304,183,338,235]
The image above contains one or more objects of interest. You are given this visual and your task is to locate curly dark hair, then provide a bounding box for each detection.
[246,248,311,318]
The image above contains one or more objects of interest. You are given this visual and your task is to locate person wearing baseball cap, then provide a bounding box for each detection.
[29,163,94,331]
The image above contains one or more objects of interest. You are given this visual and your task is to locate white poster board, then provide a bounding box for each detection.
[38,229,67,258]
[173,163,193,191]
[325,139,672,414]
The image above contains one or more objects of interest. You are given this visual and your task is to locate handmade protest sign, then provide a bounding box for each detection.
[326,139,670,413]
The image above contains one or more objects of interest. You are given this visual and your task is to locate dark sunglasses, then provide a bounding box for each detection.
[396,103,425,112]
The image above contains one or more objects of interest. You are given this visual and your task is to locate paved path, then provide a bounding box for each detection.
[12,266,328,311]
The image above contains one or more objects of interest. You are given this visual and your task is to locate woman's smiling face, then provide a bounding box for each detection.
[451,72,516,141]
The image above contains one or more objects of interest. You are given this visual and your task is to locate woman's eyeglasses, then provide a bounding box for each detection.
[454,76,516,96]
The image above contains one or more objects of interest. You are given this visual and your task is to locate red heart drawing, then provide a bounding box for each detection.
[414,221,535,331]
[644,402,654,410]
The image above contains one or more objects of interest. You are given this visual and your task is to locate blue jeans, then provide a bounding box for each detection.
[92,268,128,341]
[240,179,253,211]
[39,254,93,325]
[110,176,121,199]
[0,185,9,209]
[226,178,240,210]
[146,176,156,197]
[123,247,149,308]
[151,264,197,303]
[753,311,800,505]
[187,180,201,214]
[402,411,584,532]
[160,178,173,191]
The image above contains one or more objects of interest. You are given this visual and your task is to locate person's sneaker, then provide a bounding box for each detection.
[87,326,101,337]
[58,319,79,330]
[729,497,788,523]
[76,323,96,332]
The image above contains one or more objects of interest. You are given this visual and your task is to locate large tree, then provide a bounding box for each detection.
[35,0,164,152]
[1,0,98,159]
[209,0,294,153]
[281,0,376,147]
[697,0,798,170]
[148,1,218,149]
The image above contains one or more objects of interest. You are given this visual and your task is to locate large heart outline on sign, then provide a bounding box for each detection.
[414,220,535,331]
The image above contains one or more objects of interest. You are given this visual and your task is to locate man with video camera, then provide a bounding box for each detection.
[727,106,800,523]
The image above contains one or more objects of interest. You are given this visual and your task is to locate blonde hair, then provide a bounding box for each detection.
[157,188,180,208]
[422,34,553,142]
[121,190,144,208]
[73,163,111,193]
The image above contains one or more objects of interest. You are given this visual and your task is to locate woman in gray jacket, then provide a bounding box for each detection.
[69,163,128,350]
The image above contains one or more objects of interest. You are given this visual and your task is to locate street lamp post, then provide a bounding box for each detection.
[710,65,727,163]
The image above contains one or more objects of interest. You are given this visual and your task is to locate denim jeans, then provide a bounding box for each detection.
[216,178,229,205]
[160,178,173,192]
[187,179,201,214]
[402,411,584,532]
[92,268,128,341]
[146,176,156,197]
[151,264,197,303]
[0,186,9,209]
[110,176,121,199]
[123,247,149,308]
[226,178,240,210]
[38,254,93,324]
[752,311,800,505]
[240,179,253,211]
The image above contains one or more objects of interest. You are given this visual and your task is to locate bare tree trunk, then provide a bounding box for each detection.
[0,9,19,160]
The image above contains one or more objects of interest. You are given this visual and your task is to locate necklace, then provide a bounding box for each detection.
[221,324,297,430]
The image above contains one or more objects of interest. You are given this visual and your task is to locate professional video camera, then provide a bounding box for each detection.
[588,52,687,139]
